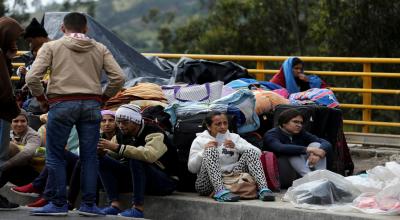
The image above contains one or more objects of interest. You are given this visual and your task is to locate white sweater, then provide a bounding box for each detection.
[188,130,261,174]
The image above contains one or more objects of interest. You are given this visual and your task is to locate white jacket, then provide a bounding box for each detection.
[188,130,261,174]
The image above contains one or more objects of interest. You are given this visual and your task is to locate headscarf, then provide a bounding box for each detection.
[282,57,301,94]
[101,110,115,117]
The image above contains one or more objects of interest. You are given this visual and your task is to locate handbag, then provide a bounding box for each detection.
[222,172,257,199]
[162,81,223,104]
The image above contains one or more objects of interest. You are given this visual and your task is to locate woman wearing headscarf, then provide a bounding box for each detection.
[0,16,24,210]
[270,57,327,94]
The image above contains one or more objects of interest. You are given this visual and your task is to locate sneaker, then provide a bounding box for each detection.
[213,189,240,202]
[118,208,144,218]
[11,183,41,197]
[30,202,68,216]
[0,195,19,211]
[259,188,275,201]
[101,205,121,215]
[78,203,105,216]
[27,197,48,208]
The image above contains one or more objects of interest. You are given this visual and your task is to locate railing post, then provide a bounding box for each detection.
[362,63,372,133]
[255,61,265,81]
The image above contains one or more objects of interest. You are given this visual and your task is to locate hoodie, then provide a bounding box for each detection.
[26,35,125,101]
[0,17,24,121]
[188,130,260,174]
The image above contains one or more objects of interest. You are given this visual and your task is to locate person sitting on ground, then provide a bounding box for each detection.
[263,109,332,185]
[0,110,41,189]
[98,104,179,218]
[188,111,275,202]
[12,110,118,209]
[270,57,327,94]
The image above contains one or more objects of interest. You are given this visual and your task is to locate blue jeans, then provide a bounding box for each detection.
[0,119,10,178]
[34,151,79,200]
[46,100,101,206]
[99,155,177,205]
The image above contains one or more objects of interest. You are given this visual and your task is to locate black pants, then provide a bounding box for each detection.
[0,165,39,188]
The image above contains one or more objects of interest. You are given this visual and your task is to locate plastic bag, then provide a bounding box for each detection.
[284,179,356,205]
[284,170,361,206]
[352,183,400,215]
[345,174,382,193]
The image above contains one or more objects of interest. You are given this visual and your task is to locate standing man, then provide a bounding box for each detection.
[26,12,125,216]
[0,16,24,210]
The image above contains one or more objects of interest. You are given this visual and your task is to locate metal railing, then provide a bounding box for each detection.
[12,52,400,133]
[143,53,400,133]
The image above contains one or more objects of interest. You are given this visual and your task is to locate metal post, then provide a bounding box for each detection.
[362,63,372,133]
[256,61,265,81]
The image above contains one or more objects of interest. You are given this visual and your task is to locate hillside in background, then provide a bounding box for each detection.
[94,0,209,52]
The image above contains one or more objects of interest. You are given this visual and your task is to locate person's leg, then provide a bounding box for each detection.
[98,155,129,204]
[195,148,225,195]
[67,159,80,209]
[45,102,76,206]
[0,119,10,178]
[288,154,311,176]
[32,167,49,191]
[232,149,268,190]
[6,165,39,187]
[76,100,101,205]
[130,160,176,198]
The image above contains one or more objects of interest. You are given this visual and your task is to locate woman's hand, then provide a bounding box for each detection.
[204,140,218,149]
[307,153,321,167]
[298,73,309,82]
[98,138,119,152]
[223,139,235,148]
[306,147,326,158]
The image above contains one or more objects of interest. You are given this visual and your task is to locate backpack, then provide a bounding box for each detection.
[260,151,280,192]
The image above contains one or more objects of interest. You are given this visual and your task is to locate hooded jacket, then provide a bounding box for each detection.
[26,35,125,100]
[0,17,24,122]
[188,130,260,174]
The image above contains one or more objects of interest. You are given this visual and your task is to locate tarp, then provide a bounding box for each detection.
[42,12,171,86]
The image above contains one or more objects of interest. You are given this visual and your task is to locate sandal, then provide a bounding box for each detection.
[259,188,275,201]
[213,189,240,202]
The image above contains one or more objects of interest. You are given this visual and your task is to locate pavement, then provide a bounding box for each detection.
[0,146,399,220]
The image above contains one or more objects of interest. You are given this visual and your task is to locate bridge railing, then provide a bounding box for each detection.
[12,52,400,134]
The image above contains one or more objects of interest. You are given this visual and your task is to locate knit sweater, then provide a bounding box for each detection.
[0,127,41,171]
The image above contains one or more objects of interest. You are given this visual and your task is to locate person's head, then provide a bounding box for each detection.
[203,111,229,137]
[0,17,24,60]
[61,12,88,34]
[11,110,29,135]
[278,109,304,134]
[291,57,304,78]
[115,104,142,136]
[101,110,116,134]
[23,18,49,54]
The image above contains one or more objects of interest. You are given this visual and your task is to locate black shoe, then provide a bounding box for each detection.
[0,195,19,210]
